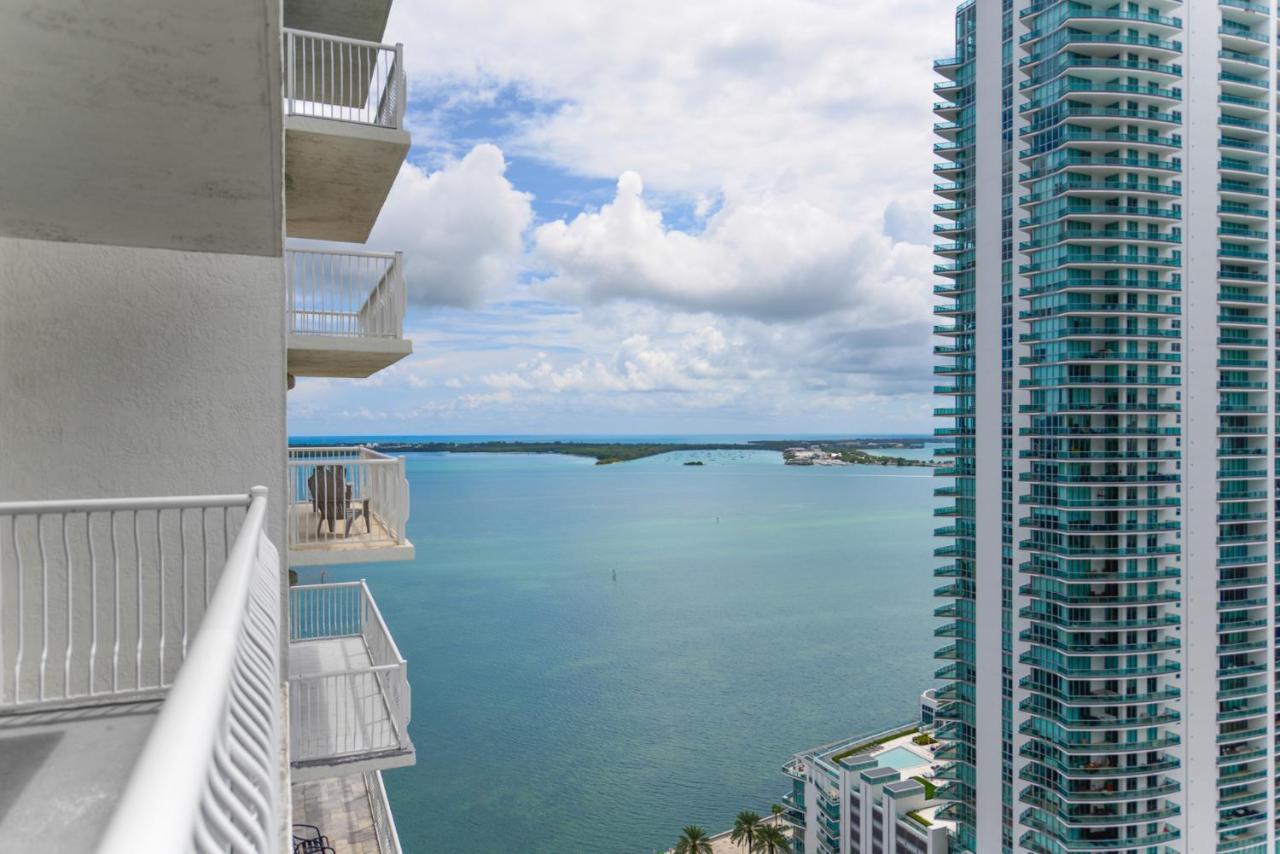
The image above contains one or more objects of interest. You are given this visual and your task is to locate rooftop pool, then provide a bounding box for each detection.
[875,745,930,772]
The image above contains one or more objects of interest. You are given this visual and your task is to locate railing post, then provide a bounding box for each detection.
[395,457,408,544]
[285,31,296,116]
[394,43,406,128]
[393,251,406,338]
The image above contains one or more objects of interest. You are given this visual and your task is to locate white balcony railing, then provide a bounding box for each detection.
[288,581,411,767]
[287,446,410,557]
[0,488,283,853]
[285,28,406,130]
[0,492,255,708]
[287,248,406,340]
[367,770,404,853]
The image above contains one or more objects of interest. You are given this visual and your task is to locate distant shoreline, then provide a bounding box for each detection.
[355,439,941,468]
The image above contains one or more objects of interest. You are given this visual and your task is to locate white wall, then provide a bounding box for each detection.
[1179,5,1227,846]
[972,1,1005,848]
[0,237,286,547]
[0,0,282,255]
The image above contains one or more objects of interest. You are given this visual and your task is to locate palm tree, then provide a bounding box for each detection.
[770,803,784,820]
[730,810,763,852]
[755,823,791,854]
[674,825,713,854]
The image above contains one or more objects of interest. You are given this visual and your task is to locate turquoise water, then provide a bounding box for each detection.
[873,746,931,772]
[295,447,938,853]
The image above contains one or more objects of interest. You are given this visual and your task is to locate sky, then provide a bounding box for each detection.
[287,0,955,437]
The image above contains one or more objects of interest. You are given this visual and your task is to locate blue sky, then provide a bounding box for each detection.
[288,0,953,437]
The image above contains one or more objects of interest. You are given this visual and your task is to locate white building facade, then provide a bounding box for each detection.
[0,0,416,849]
[783,727,954,854]
[934,1,1278,852]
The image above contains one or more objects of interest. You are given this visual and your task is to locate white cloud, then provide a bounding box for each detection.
[534,171,932,323]
[285,2,956,434]
[371,144,533,308]
[389,0,949,209]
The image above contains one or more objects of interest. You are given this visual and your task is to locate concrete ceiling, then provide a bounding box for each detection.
[284,0,393,44]
[284,116,408,243]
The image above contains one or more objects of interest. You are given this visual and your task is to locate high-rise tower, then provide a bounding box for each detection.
[934,1,1275,851]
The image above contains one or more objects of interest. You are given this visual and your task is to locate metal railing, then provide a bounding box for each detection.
[1,490,284,851]
[99,488,281,852]
[366,770,404,853]
[288,581,411,764]
[287,248,405,339]
[287,446,410,552]
[0,493,252,708]
[285,28,406,129]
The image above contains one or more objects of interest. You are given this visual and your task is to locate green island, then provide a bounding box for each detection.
[361,438,941,468]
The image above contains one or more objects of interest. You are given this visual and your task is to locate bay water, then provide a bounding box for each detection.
[294,442,938,853]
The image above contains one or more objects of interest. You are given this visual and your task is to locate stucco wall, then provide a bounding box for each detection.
[0,0,282,254]
[0,236,286,548]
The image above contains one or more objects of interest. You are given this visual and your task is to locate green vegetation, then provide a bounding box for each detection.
[906,810,932,827]
[912,733,936,746]
[835,449,928,467]
[755,824,791,854]
[364,438,938,467]
[829,726,919,764]
[731,811,762,852]
[674,826,713,854]
[911,775,937,799]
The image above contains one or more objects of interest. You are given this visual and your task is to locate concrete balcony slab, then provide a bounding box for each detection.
[284,0,394,44]
[285,117,409,243]
[288,334,413,379]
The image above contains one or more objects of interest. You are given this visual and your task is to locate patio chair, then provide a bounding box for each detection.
[307,465,368,537]
[292,824,332,854]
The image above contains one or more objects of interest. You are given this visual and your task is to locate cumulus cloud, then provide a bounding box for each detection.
[371,144,533,308]
[287,2,955,434]
[482,326,730,395]
[534,172,932,325]
[389,0,949,210]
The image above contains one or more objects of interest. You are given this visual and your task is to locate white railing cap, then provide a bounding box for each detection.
[0,492,253,516]
[284,26,400,52]
[97,487,274,854]
[286,246,400,260]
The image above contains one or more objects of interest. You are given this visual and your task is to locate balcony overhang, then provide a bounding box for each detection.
[284,0,393,43]
[286,248,412,379]
[283,30,409,242]
[290,535,415,567]
[286,117,410,242]
[288,334,413,378]
[288,582,415,781]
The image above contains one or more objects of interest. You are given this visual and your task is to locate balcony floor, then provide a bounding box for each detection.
[289,636,414,780]
[0,700,160,852]
[288,502,414,566]
[292,772,394,853]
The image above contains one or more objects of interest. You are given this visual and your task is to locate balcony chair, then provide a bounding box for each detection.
[307,465,370,537]
[292,824,334,854]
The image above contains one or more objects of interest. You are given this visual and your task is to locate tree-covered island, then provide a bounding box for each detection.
[353,438,942,468]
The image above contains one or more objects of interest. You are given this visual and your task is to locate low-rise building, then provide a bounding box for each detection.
[782,726,954,854]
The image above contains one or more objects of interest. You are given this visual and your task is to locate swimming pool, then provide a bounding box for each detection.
[875,745,929,771]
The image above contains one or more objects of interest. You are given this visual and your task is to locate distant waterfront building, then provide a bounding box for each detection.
[782,726,952,854]
[1,0,417,850]
[934,1,1274,852]
[920,688,940,728]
